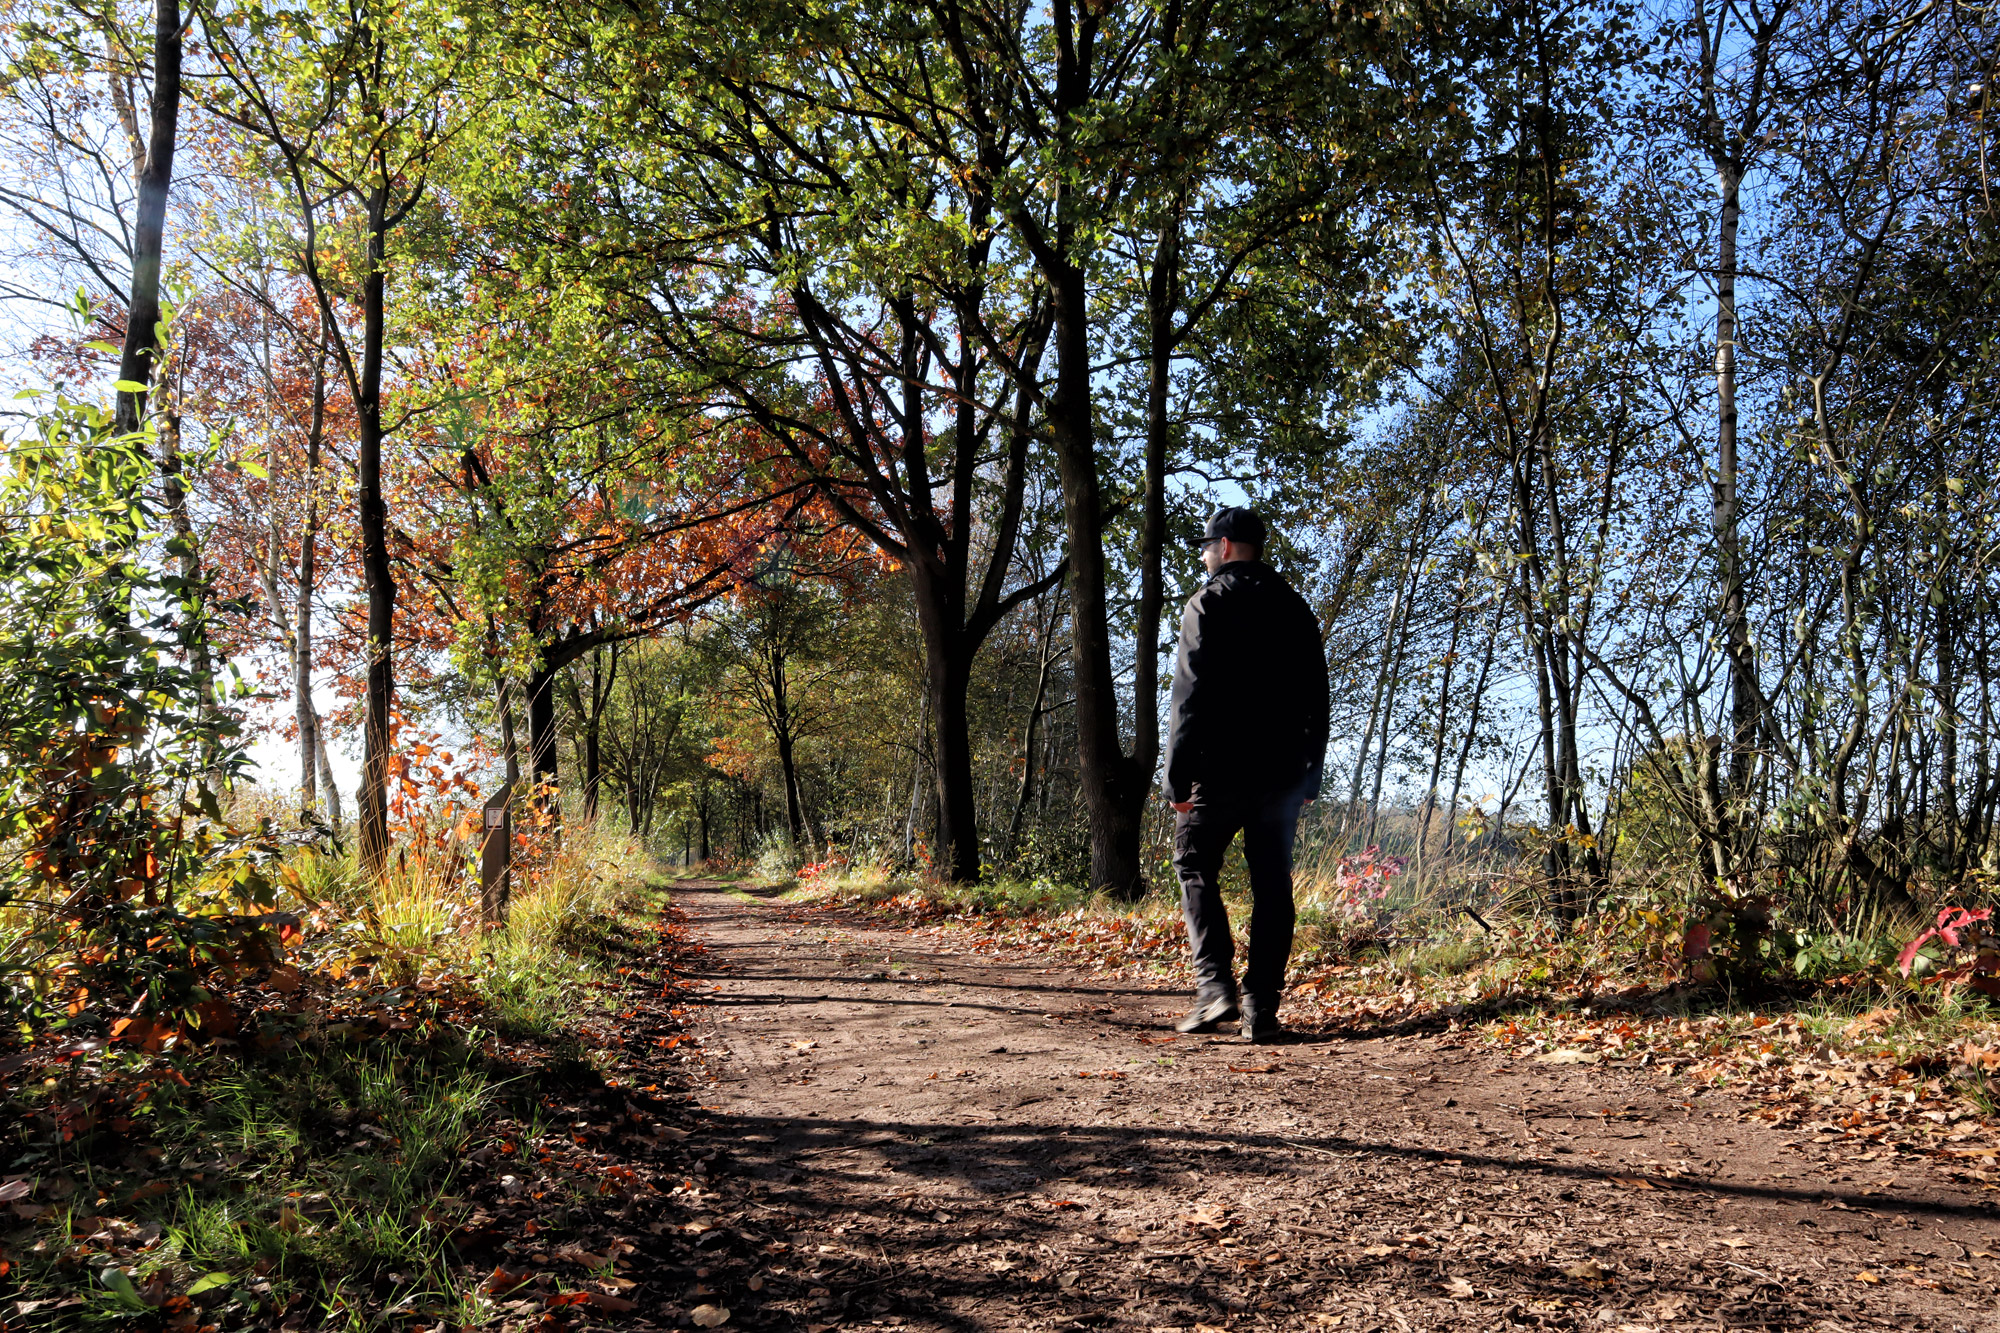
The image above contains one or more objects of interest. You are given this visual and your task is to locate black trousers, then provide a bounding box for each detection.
[1172,783,1308,1016]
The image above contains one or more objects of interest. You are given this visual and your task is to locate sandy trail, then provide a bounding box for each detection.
[665,881,2000,1332]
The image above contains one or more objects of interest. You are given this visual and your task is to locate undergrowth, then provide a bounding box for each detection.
[1,817,659,1330]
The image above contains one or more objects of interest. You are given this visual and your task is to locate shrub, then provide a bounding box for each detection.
[0,395,290,1034]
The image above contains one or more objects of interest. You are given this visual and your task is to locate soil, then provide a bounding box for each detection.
[639,882,2000,1333]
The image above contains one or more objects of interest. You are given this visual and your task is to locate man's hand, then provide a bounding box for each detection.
[1171,800,1193,813]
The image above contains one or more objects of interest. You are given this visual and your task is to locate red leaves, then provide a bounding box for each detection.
[546,1289,637,1313]
[1899,906,2000,996]
[109,1017,177,1052]
[1900,905,1994,973]
[190,998,239,1038]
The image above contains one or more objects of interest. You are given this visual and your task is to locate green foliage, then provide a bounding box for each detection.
[0,395,287,1030]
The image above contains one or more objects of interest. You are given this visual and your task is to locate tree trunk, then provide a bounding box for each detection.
[1009,596,1063,856]
[296,334,327,821]
[1417,579,1471,872]
[1444,601,1503,861]
[1346,520,1424,842]
[498,675,522,787]
[1132,191,1181,824]
[1364,551,1426,848]
[927,640,979,882]
[114,0,181,436]
[905,552,981,882]
[582,714,602,820]
[354,179,397,878]
[527,665,559,788]
[1713,156,1757,822]
[1047,264,1144,899]
[776,726,807,847]
[317,733,341,835]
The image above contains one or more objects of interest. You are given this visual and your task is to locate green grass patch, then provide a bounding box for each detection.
[10,1037,497,1331]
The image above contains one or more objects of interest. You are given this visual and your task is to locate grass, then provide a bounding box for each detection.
[2,815,663,1330]
[13,1039,495,1330]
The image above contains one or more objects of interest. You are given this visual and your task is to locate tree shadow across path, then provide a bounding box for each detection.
[655,881,1999,1332]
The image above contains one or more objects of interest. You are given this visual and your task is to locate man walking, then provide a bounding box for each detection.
[1164,507,1330,1042]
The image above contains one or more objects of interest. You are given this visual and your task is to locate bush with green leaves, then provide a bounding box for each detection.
[0,394,290,1033]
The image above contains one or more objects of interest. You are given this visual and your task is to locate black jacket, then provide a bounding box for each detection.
[1163,560,1330,804]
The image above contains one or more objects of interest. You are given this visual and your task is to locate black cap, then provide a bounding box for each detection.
[1200,506,1266,548]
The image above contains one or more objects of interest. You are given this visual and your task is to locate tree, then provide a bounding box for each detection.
[197,0,486,874]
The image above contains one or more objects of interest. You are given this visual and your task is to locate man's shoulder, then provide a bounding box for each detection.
[1188,562,1312,615]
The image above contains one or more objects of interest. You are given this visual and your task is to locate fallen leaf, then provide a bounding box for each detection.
[1179,1204,1228,1226]
[789,1040,817,1051]
[1361,1244,1398,1256]
[1845,1007,1899,1037]
[1716,1237,1751,1248]
[266,965,301,994]
[1855,1271,1883,1284]
[1228,1064,1281,1074]
[1609,1175,1656,1190]
[1962,1042,2000,1072]
[548,1290,637,1313]
[1138,1035,1177,1045]
[1112,1227,1142,1243]
[1561,1259,1611,1282]
[1535,1049,1601,1065]
[692,1303,731,1326]
[1045,1199,1084,1210]
[99,1268,146,1309]
[1441,1276,1475,1297]
[0,1181,30,1204]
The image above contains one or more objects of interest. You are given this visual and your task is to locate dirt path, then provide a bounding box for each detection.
[661,882,2000,1333]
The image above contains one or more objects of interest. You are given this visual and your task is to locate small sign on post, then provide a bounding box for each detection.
[479,781,513,928]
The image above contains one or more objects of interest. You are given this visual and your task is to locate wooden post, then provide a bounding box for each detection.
[480,781,513,928]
